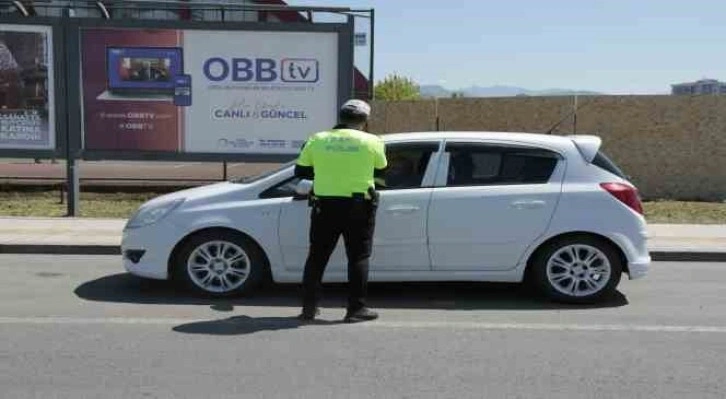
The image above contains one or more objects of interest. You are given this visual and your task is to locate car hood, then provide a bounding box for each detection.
[142,182,250,207]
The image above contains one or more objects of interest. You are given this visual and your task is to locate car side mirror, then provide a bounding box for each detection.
[292,179,313,200]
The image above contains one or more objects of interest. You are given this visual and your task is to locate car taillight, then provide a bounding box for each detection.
[600,182,643,215]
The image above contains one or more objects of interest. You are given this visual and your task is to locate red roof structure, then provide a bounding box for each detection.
[256,0,370,99]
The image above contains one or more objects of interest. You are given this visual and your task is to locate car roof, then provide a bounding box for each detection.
[380,131,589,150]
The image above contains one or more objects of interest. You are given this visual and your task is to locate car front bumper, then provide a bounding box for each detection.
[121,220,181,280]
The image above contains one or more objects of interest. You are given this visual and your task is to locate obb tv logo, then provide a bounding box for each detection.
[203,57,319,83]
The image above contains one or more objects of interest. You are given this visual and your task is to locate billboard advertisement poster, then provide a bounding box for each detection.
[0,24,55,150]
[80,27,340,154]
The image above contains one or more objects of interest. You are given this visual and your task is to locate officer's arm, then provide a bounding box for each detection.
[373,139,388,187]
[295,164,314,180]
[294,140,314,180]
[374,167,387,188]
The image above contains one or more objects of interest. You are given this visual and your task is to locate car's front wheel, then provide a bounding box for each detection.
[530,235,623,304]
[171,230,267,297]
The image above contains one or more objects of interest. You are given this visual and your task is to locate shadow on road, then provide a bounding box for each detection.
[172,315,342,336]
[74,272,629,311]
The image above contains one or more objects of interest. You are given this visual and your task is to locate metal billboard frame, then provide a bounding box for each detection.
[0,16,67,159]
[0,3,363,217]
[67,16,355,164]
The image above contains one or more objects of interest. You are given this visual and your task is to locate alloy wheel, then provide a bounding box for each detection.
[186,240,251,293]
[545,244,612,298]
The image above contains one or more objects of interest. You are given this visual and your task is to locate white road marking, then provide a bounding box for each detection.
[0,317,191,325]
[366,321,726,333]
[1,317,725,333]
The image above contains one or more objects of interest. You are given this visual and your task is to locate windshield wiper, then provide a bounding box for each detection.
[229,161,297,184]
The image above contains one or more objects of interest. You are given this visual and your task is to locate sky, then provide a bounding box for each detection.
[286,0,726,94]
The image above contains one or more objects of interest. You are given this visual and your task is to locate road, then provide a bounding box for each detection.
[1,256,725,398]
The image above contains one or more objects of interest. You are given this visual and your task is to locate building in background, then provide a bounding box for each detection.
[1,0,371,99]
[671,79,726,95]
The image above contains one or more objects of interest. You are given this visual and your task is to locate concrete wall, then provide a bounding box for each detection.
[367,95,726,201]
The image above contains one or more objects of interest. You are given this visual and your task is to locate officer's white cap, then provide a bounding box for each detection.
[340,99,371,117]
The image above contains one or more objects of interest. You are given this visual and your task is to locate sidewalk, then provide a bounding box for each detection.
[0,217,124,255]
[0,217,724,261]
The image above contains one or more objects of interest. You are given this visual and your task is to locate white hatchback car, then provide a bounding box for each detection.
[122,131,650,304]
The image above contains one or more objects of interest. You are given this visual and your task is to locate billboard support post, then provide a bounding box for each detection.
[65,156,79,216]
[64,13,80,216]
[369,8,375,100]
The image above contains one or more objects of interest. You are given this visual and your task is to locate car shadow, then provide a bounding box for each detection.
[74,272,629,311]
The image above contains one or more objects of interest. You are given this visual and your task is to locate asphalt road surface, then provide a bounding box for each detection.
[1,256,725,399]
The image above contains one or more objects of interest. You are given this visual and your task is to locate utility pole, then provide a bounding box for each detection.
[573,94,578,134]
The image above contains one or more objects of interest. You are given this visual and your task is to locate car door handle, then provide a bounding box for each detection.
[385,205,420,214]
[510,200,546,209]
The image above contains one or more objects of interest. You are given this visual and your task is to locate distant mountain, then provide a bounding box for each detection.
[420,84,601,98]
[419,85,453,98]
[464,85,530,97]
[528,88,603,96]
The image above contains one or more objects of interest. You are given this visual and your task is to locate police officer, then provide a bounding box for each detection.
[294,99,388,323]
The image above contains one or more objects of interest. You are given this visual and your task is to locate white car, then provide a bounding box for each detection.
[122,131,650,304]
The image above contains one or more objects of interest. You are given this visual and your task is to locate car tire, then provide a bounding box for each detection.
[530,235,623,304]
[170,230,268,298]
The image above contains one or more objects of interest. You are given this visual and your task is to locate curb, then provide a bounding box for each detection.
[0,244,120,255]
[1,245,725,262]
[650,251,726,262]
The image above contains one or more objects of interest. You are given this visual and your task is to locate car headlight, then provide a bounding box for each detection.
[125,198,185,229]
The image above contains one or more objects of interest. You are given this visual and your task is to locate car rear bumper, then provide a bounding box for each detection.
[608,229,650,280]
[626,256,650,280]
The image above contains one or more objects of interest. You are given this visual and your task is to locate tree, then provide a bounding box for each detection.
[374,73,421,101]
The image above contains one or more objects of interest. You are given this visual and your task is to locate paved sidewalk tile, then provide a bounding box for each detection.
[0,217,724,254]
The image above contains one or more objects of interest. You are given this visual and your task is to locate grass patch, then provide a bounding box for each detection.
[0,191,157,218]
[643,200,726,224]
[0,191,725,224]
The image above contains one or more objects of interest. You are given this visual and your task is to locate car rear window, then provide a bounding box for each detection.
[592,151,626,179]
[446,144,560,186]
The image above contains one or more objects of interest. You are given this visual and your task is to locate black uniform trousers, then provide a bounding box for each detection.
[302,197,377,312]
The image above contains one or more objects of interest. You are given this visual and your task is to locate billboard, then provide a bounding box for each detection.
[0,24,55,150]
[80,27,340,154]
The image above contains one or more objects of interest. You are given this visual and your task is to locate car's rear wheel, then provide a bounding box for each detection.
[530,236,623,304]
[171,230,267,297]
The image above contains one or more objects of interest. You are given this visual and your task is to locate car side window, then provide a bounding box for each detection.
[379,142,439,190]
[259,142,440,197]
[446,143,560,186]
[259,176,302,199]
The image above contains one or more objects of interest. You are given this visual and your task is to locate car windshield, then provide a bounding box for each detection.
[230,160,296,184]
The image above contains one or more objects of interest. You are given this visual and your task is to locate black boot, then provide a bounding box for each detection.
[297,306,320,322]
[344,307,378,323]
